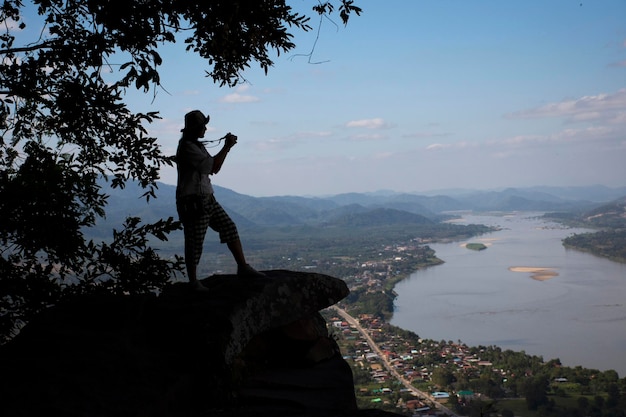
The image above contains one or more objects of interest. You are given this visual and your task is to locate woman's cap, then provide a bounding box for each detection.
[183,110,210,132]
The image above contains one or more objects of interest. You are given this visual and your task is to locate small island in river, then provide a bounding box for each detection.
[465,242,487,251]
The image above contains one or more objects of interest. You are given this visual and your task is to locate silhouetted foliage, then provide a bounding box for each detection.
[0,0,361,342]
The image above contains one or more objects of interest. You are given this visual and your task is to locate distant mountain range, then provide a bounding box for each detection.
[546,195,626,230]
[95,182,626,233]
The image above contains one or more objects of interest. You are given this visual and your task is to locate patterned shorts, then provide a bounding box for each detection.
[182,194,239,267]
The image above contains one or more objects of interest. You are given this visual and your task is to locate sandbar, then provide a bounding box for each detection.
[509,266,559,281]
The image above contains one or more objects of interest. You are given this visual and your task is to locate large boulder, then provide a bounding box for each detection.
[0,270,404,416]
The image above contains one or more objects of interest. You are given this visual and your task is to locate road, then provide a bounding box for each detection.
[331,306,460,417]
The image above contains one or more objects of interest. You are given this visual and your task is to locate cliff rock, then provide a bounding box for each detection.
[0,270,402,417]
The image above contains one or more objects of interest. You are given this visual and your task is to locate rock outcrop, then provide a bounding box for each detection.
[0,270,402,417]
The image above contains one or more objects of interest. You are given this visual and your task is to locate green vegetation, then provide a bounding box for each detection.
[192,221,492,276]
[466,242,487,251]
[563,230,626,263]
[233,222,495,321]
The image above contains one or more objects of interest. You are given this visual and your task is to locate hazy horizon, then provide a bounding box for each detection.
[151,180,626,201]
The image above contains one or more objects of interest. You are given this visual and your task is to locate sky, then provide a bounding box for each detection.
[127,0,626,197]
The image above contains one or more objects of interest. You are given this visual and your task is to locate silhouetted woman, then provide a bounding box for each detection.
[175,110,264,291]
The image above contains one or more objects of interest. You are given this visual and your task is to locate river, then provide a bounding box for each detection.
[390,212,626,377]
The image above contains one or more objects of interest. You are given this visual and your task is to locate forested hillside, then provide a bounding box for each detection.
[547,197,626,263]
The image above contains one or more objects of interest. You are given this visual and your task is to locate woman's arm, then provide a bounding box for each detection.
[210,134,237,175]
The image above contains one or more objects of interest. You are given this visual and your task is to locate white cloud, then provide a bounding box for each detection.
[422,123,624,160]
[426,141,473,151]
[495,134,545,147]
[404,131,453,139]
[254,138,290,151]
[348,133,387,141]
[220,93,260,103]
[345,118,393,129]
[426,143,452,151]
[372,151,395,159]
[610,111,626,124]
[505,89,626,123]
[219,85,260,103]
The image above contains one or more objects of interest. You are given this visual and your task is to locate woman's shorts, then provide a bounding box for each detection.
[182,194,239,265]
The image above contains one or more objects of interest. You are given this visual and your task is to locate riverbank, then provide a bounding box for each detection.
[390,212,626,377]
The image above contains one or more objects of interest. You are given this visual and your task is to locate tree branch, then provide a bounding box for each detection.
[0,41,56,55]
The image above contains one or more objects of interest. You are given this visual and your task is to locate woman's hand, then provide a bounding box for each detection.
[225,133,237,149]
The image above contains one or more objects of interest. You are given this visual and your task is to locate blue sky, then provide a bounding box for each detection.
[130,1,626,197]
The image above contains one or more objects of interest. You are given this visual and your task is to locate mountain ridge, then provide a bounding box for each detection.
[95,182,626,232]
